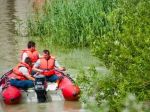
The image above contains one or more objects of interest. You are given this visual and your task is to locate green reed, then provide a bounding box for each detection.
[28,0,117,47]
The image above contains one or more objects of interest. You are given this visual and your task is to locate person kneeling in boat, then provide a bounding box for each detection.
[32,49,65,87]
[9,57,35,90]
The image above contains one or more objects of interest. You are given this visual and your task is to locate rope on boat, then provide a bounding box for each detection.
[0,69,13,86]
[55,69,75,83]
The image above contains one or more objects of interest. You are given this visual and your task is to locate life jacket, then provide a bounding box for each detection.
[39,56,55,76]
[21,49,39,63]
[11,62,32,80]
[39,56,55,70]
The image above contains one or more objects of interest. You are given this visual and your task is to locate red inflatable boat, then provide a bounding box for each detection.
[0,69,80,104]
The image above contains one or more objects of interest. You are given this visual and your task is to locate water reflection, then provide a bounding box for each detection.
[0,0,18,71]
[0,101,85,112]
[33,0,45,13]
[63,101,83,112]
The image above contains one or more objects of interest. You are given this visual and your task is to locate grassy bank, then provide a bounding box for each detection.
[27,0,150,111]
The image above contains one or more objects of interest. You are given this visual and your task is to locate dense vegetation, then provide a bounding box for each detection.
[28,0,150,111]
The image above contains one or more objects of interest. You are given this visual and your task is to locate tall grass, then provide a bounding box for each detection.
[28,0,117,47]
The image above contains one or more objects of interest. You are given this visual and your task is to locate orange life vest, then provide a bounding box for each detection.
[21,49,39,63]
[39,56,55,70]
[12,62,32,80]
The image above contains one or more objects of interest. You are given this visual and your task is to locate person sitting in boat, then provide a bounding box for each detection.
[21,41,39,64]
[32,49,65,86]
[9,57,35,89]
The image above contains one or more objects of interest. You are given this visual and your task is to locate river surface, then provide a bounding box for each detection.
[0,0,86,111]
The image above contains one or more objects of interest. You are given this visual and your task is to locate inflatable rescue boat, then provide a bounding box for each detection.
[0,70,80,104]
